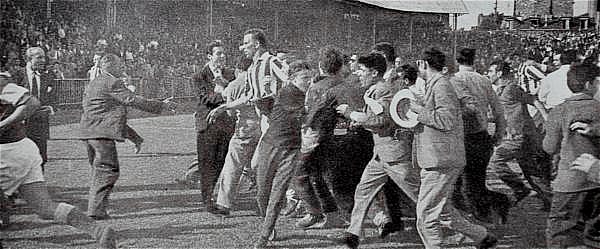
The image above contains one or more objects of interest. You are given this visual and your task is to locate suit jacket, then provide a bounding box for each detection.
[543,93,600,192]
[79,72,165,141]
[19,69,57,107]
[414,73,466,169]
[192,63,235,132]
[19,68,57,140]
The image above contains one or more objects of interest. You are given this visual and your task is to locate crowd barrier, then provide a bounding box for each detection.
[53,76,196,106]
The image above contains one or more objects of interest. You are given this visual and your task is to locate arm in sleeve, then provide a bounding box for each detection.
[416,81,459,131]
[108,79,165,114]
[542,107,563,155]
[362,88,392,128]
[487,84,506,138]
[0,94,40,129]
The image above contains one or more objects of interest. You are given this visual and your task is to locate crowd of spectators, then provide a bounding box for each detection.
[2,0,600,101]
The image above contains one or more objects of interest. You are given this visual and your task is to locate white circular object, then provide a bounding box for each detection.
[390,89,419,128]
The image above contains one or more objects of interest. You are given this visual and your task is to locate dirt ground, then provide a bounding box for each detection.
[2,114,549,249]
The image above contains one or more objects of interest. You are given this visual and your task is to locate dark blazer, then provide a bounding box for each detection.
[414,73,466,169]
[543,93,600,192]
[80,72,165,141]
[192,63,235,132]
[19,69,57,107]
[19,69,57,140]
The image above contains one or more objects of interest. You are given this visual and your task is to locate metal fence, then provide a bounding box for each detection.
[54,76,196,106]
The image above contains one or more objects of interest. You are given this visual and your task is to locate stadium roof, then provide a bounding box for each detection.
[350,0,468,14]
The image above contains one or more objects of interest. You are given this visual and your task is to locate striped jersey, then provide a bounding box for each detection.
[517,62,546,94]
[246,51,288,99]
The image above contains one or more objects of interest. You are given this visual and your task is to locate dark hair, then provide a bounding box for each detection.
[318,46,344,74]
[99,53,121,70]
[560,49,577,65]
[357,53,387,76]
[206,40,223,55]
[235,55,253,71]
[372,42,396,63]
[288,60,312,77]
[490,60,512,78]
[567,62,600,93]
[422,47,446,72]
[456,48,476,66]
[400,63,419,84]
[244,28,267,48]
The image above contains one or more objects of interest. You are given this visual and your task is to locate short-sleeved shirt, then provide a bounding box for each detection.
[223,73,260,139]
[263,84,306,149]
[0,83,31,144]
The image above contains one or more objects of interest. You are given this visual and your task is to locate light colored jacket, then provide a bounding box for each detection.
[414,73,465,169]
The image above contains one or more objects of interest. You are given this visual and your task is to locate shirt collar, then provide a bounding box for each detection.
[458,65,475,72]
[255,51,271,63]
[26,63,39,76]
[425,72,443,89]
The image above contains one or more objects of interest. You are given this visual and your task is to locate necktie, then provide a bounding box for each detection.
[31,73,39,98]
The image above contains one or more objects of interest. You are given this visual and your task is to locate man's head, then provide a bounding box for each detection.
[372,42,396,66]
[288,60,313,91]
[6,51,20,67]
[488,60,512,83]
[398,63,419,86]
[456,48,476,66]
[240,28,267,59]
[560,49,578,66]
[99,53,124,77]
[357,53,387,86]
[26,47,46,71]
[318,46,344,76]
[567,62,600,94]
[418,47,446,79]
[394,57,403,69]
[206,40,226,68]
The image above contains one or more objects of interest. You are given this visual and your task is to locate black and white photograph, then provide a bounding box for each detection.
[2,0,600,248]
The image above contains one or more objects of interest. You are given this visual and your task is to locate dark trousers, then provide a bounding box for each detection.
[547,189,600,248]
[295,140,338,214]
[196,125,232,205]
[323,128,374,214]
[85,139,119,217]
[26,111,49,170]
[254,138,299,236]
[490,135,552,199]
[124,125,143,145]
[453,131,506,218]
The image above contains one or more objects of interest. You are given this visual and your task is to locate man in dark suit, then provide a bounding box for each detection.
[192,40,235,213]
[19,47,57,170]
[80,54,177,219]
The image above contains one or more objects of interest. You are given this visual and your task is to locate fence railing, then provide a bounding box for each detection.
[54,76,196,106]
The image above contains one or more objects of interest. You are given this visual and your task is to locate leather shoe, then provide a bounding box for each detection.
[207,205,230,216]
[378,221,404,239]
[328,231,359,249]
